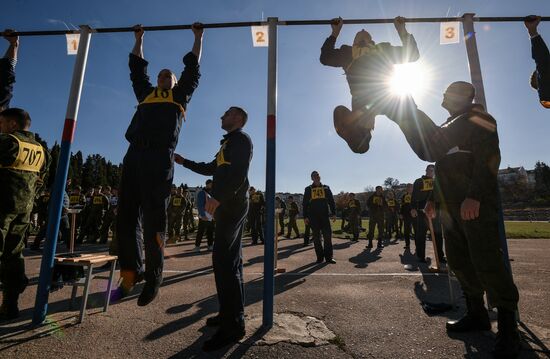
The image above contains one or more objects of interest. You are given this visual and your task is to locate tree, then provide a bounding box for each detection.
[47,142,61,188]
[383,177,399,189]
[533,161,550,204]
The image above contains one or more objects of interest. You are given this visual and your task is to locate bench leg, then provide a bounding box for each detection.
[79,264,94,323]
[70,284,79,309]
[104,260,117,312]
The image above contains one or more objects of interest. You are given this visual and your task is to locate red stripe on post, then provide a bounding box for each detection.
[61,118,76,143]
[267,115,276,140]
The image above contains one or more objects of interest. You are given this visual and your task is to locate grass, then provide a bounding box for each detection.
[277,219,550,239]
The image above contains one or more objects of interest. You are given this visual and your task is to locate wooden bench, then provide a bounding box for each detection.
[54,254,118,323]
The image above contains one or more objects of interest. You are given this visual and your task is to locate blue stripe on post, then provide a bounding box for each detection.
[32,139,73,324]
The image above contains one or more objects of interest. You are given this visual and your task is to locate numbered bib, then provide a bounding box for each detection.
[387,199,395,207]
[139,88,185,115]
[173,198,182,206]
[70,195,81,205]
[216,141,231,167]
[311,187,326,200]
[403,194,412,204]
[373,196,382,206]
[0,134,45,173]
[252,193,262,203]
[93,196,104,205]
[348,200,356,208]
[422,179,434,191]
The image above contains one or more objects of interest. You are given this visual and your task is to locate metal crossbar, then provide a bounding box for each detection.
[3,16,549,37]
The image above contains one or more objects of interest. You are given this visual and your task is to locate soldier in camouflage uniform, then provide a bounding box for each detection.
[167,186,186,243]
[33,189,50,246]
[76,188,94,243]
[69,185,86,238]
[384,190,399,239]
[285,195,300,239]
[100,186,116,244]
[346,193,362,241]
[81,186,109,243]
[182,187,195,237]
[0,106,50,320]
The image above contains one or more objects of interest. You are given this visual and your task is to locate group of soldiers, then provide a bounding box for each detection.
[166,185,197,243]
[29,185,117,250]
[245,187,302,244]
[28,183,199,250]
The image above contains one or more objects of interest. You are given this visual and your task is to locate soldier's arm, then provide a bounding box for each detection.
[366,195,373,209]
[326,187,336,216]
[0,29,17,110]
[36,146,51,195]
[303,187,311,218]
[385,16,420,64]
[466,114,500,202]
[320,36,352,68]
[411,179,421,207]
[129,26,153,102]
[531,35,550,75]
[0,134,18,166]
[173,23,203,108]
[181,157,217,176]
[389,97,452,162]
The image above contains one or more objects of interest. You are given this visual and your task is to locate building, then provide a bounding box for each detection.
[498,166,529,185]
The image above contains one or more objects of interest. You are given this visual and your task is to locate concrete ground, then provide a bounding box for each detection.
[1,232,549,358]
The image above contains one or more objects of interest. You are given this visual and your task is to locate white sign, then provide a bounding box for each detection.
[251,25,268,47]
[66,33,80,55]
[440,22,460,45]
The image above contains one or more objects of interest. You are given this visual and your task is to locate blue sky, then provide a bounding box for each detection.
[3,0,549,193]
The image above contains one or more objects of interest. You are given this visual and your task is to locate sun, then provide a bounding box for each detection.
[389,62,431,99]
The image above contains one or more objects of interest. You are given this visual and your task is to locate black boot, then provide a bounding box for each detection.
[0,291,20,321]
[493,308,521,358]
[446,296,491,332]
[202,326,246,351]
[137,276,162,306]
[206,315,222,327]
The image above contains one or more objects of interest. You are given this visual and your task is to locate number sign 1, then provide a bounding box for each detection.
[66,33,80,55]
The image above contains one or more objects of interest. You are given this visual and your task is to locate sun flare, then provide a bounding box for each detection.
[389,62,431,99]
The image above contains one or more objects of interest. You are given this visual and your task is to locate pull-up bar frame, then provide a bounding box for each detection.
[3,16,549,36]
[29,13,535,327]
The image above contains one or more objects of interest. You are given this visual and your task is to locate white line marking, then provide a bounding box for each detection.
[163,270,446,277]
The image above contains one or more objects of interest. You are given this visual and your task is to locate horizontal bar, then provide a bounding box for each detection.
[283,16,550,26]
[3,16,550,36]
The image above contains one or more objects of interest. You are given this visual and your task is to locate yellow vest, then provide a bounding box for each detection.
[0,134,45,173]
[139,88,186,118]
[311,187,326,200]
[216,140,231,166]
[422,178,434,191]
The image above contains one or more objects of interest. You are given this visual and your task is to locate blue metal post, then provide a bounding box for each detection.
[262,17,277,329]
[33,26,92,325]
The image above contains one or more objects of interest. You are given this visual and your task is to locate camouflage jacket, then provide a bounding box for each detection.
[0,130,50,214]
